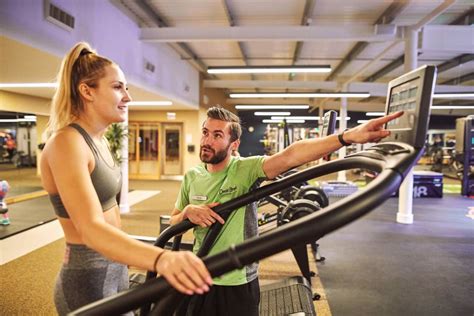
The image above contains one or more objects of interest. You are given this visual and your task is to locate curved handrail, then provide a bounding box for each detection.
[70,143,421,316]
[156,155,385,250]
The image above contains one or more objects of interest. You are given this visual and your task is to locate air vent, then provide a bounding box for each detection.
[144,60,156,73]
[44,0,75,31]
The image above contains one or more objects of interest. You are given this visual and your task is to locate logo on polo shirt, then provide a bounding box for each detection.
[219,186,237,196]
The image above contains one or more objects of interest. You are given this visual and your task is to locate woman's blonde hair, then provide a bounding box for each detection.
[44,42,114,139]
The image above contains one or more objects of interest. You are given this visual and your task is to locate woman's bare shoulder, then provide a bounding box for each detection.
[43,126,89,160]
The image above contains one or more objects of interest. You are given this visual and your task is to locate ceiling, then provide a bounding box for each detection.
[0,36,194,111]
[110,0,473,115]
[1,0,473,116]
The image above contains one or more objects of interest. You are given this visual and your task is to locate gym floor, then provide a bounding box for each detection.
[1,173,472,315]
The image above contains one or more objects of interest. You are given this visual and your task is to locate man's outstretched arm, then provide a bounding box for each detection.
[263,111,404,179]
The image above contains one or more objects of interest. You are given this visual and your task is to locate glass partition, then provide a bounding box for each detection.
[0,111,40,197]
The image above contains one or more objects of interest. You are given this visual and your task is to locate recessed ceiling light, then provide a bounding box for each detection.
[0,83,58,88]
[263,119,305,124]
[230,92,370,98]
[254,112,291,116]
[431,105,474,109]
[0,118,37,123]
[272,116,320,121]
[235,105,309,110]
[208,65,331,74]
[433,93,474,99]
[271,116,351,121]
[128,101,172,106]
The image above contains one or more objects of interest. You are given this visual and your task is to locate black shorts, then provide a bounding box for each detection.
[176,278,260,316]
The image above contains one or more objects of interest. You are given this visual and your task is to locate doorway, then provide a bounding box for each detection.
[128,122,183,179]
[161,123,183,177]
[129,122,160,179]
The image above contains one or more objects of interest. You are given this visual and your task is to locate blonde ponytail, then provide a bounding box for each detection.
[44,42,113,139]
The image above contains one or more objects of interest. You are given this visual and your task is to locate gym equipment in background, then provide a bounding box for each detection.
[258,110,337,279]
[456,116,474,197]
[71,65,437,316]
[258,110,336,225]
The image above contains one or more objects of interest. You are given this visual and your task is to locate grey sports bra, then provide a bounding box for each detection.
[49,123,122,218]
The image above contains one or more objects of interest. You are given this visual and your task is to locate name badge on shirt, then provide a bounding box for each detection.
[192,195,208,201]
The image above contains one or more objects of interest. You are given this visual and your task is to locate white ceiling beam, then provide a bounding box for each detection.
[227,97,384,107]
[434,85,474,93]
[431,109,474,116]
[204,80,338,90]
[206,80,473,97]
[319,100,385,108]
[227,98,472,115]
[412,0,456,31]
[230,100,386,113]
[420,25,474,54]
[141,25,399,43]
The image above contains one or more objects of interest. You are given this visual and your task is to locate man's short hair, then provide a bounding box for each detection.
[206,106,242,142]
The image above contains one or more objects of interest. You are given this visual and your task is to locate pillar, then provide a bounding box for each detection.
[397,26,417,224]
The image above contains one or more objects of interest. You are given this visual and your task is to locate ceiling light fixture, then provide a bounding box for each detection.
[272,116,319,121]
[271,116,351,121]
[357,120,370,124]
[0,118,37,123]
[431,105,474,109]
[128,101,173,106]
[0,83,58,88]
[432,92,474,99]
[254,112,291,116]
[235,105,309,110]
[263,119,305,124]
[230,92,370,98]
[208,65,331,74]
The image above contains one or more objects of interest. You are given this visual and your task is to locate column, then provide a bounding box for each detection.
[337,84,348,181]
[318,103,325,165]
[120,121,130,214]
[318,102,324,133]
[397,26,417,224]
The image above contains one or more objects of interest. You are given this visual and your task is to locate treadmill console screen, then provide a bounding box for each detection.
[321,110,337,137]
[381,65,437,148]
[321,110,337,161]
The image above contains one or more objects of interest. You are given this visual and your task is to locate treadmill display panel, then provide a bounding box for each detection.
[386,77,421,131]
[381,65,436,148]
[321,111,337,137]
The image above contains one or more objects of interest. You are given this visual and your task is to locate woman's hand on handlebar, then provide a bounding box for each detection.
[156,251,213,295]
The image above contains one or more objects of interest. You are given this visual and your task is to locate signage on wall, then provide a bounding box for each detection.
[167,112,176,120]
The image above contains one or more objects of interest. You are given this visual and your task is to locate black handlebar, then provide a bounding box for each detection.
[70,142,421,316]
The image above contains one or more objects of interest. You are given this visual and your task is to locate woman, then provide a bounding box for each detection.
[5,134,16,161]
[40,42,212,315]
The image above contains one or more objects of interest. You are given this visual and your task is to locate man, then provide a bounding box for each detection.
[171,106,403,316]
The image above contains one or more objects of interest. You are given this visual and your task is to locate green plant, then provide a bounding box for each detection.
[105,123,128,164]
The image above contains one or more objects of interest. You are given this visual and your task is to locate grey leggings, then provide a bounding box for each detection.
[54,243,131,315]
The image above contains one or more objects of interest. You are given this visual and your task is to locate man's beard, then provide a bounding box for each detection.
[200,143,231,164]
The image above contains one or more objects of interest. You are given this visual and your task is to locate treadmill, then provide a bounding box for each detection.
[69,65,437,316]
